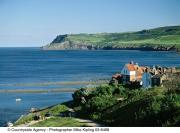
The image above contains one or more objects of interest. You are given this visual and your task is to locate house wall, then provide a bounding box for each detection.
[122,75,130,84]
[152,77,161,86]
[130,74,136,81]
[142,72,152,89]
[130,71,136,75]
[121,66,130,75]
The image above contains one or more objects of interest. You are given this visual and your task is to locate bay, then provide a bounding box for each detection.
[0,47,180,126]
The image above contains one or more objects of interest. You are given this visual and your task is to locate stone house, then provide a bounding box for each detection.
[110,73,122,85]
[151,74,167,87]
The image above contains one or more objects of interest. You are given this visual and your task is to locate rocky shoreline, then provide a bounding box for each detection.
[43,43,179,52]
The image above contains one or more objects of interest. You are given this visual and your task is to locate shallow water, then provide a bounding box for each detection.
[0,47,180,126]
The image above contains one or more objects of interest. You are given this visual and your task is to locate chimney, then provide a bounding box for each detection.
[130,60,134,64]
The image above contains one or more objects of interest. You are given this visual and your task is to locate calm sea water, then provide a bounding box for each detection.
[0,47,180,126]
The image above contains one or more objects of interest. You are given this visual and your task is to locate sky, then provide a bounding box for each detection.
[0,0,180,47]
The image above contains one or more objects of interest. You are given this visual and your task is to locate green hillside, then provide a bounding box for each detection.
[43,26,180,50]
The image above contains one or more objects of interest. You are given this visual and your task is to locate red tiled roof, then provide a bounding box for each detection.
[125,63,146,81]
[126,64,136,71]
[112,74,121,79]
[140,67,146,72]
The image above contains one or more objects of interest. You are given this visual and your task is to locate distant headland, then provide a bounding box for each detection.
[42,26,180,52]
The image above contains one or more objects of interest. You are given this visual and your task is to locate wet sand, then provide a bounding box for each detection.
[0,88,77,93]
[0,80,107,87]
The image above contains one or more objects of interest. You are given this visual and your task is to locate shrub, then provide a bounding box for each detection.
[85,95,116,112]
[72,88,88,105]
[113,85,126,96]
[94,84,114,96]
[147,96,162,114]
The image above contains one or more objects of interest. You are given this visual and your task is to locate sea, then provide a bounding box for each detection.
[0,47,180,126]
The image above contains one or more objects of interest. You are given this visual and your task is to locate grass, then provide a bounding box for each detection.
[48,105,68,115]
[68,34,180,48]
[14,113,34,126]
[114,35,180,47]
[31,117,87,127]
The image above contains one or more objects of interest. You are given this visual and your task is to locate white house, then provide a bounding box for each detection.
[120,61,145,84]
[121,63,136,84]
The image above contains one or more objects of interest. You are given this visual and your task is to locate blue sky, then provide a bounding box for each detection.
[0,0,180,47]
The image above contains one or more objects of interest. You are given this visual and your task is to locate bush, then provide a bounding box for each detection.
[164,93,180,108]
[146,96,162,114]
[85,95,116,112]
[72,88,88,105]
[94,84,114,96]
[113,85,126,96]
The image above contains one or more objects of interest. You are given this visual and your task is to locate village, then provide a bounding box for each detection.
[110,61,177,89]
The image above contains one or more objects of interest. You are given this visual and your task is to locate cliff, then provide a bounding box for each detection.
[42,26,180,51]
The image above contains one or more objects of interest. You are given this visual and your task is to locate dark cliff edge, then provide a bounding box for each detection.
[42,26,180,52]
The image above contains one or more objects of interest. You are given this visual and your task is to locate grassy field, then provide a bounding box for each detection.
[67,34,180,47]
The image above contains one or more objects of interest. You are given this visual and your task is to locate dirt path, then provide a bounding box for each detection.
[75,118,104,127]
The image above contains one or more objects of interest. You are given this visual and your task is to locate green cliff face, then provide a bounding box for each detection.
[43,26,180,51]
